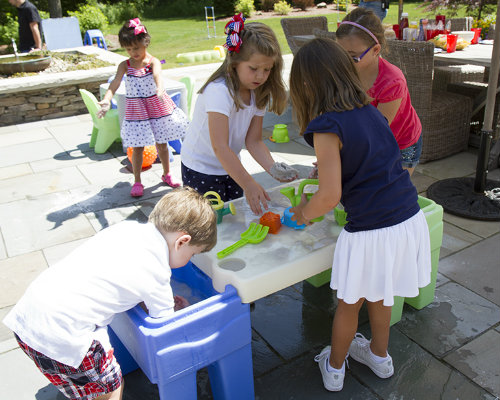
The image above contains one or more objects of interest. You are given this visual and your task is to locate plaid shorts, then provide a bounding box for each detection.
[15,334,122,400]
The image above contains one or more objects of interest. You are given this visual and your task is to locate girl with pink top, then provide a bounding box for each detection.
[336,8,422,175]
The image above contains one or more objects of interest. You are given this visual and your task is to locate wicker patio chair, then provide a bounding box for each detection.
[449,17,473,32]
[385,40,473,163]
[280,17,328,55]
[433,64,485,92]
[312,27,336,41]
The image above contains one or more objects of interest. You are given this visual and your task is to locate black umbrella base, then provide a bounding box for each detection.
[427,178,500,221]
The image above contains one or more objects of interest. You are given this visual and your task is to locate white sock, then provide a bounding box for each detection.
[369,347,389,363]
[326,357,345,374]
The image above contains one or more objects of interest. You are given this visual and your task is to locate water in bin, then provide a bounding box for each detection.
[170,278,204,305]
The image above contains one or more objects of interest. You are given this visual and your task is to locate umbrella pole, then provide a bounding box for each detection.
[474,0,500,193]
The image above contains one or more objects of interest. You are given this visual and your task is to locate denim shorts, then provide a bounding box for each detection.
[358,1,388,21]
[400,134,423,169]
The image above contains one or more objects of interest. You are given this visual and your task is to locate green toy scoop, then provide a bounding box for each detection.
[217,222,269,259]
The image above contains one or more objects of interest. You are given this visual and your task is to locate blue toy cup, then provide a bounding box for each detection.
[281,207,306,230]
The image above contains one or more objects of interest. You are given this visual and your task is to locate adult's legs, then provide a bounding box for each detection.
[329,298,364,368]
[366,300,392,357]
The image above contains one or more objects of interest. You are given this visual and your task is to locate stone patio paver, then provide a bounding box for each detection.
[0,192,95,257]
[439,234,500,306]
[440,221,484,259]
[397,282,500,357]
[0,138,65,168]
[0,251,47,308]
[444,329,500,397]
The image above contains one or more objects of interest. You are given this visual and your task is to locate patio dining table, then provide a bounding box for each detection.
[434,42,494,67]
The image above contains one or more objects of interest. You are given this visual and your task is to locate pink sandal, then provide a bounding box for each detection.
[161,173,182,188]
[130,182,144,197]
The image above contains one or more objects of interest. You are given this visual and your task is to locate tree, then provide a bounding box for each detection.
[425,0,497,21]
[48,0,62,17]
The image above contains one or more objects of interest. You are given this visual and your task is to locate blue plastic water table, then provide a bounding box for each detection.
[109,262,254,400]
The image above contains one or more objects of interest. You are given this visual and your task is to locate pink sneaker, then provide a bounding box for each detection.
[162,173,182,188]
[130,182,144,197]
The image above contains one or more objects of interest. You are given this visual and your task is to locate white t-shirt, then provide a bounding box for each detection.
[3,221,175,368]
[181,79,266,176]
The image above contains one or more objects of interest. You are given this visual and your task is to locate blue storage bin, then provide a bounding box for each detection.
[109,262,254,400]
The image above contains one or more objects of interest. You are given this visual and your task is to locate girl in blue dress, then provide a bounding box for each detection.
[289,38,431,392]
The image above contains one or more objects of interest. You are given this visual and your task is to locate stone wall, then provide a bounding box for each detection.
[0,82,103,126]
[0,46,126,127]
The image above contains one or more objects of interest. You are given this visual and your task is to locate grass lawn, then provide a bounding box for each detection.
[108,2,473,69]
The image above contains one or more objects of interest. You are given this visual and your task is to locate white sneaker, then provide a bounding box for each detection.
[348,333,394,378]
[314,346,345,392]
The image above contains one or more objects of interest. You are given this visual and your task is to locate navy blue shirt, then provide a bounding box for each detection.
[17,0,42,53]
[304,105,420,232]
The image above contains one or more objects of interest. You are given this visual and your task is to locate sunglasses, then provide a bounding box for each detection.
[352,45,375,63]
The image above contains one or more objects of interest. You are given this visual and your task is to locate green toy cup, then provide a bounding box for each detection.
[334,206,348,226]
[271,124,289,143]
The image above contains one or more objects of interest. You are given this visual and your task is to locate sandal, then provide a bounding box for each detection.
[130,182,144,197]
[161,173,182,188]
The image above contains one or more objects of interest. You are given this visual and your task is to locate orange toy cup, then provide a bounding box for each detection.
[446,34,458,53]
[259,211,281,234]
[471,28,481,44]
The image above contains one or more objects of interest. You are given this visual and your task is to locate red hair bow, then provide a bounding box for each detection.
[129,18,146,35]
[223,13,246,53]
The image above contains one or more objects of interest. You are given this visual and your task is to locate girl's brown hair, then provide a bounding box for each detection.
[336,8,387,54]
[118,20,151,48]
[289,38,370,134]
[200,22,287,114]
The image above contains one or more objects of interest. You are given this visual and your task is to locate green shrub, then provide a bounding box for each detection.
[274,0,292,14]
[293,0,314,10]
[68,4,108,35]
[259,0,278,11]
[99,2,144,25]
[473,13,496,39]
[142,0,205,18]
[235,0,255,17]
[213,0,235,17]
[0,12,18,45]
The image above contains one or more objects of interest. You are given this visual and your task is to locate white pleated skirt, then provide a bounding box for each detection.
[331,210,431,306]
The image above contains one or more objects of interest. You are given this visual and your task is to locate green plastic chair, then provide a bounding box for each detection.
[79,89,121,154]
[180,75,195,119]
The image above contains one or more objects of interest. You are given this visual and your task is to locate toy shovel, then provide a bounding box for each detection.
[217,222,269,259]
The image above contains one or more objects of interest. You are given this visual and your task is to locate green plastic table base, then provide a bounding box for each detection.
[306,195,444,326]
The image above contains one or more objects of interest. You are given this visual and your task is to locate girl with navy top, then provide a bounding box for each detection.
[289,39,431,392]
[99,19,189,197]
[181,14,298,215]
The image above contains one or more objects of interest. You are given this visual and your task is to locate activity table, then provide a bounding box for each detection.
[192,180,342,303]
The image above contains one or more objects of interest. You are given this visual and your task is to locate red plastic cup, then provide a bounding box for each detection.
[436,15,446,25]
[446,34,458,53]
[471,28,482,44]
[393,24,400,39]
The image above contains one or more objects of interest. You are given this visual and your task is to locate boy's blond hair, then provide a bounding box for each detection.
[200,22,288,114]
[149,187,217,252]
